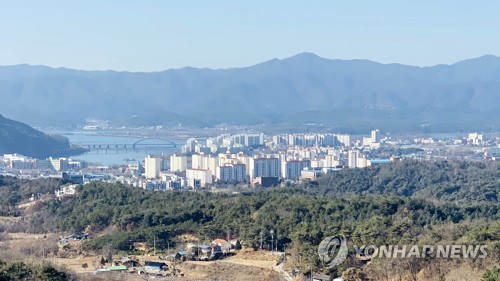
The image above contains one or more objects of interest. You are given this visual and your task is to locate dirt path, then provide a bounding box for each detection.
[220,257,275,269]
[274,261,294,281]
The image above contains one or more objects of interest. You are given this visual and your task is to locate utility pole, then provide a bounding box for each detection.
[310,264,313,281]
[260,231,263,251]
[153,236,156,256]
[275,229,278,252]
[270,230,274,253]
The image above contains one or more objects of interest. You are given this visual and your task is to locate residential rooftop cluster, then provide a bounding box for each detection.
[121,130,499,190]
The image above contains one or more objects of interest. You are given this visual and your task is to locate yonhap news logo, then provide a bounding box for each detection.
[318,234,488,268]
[317,235,348,267]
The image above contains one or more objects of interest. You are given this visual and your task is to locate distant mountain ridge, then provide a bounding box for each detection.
[1,53,499,132]
[0,114,84,158]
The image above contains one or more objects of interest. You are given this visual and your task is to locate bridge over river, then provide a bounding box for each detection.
[72,137,178,153]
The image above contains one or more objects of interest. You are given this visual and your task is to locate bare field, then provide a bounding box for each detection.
[220,250,277,269]
[0,232,285,281]
[172,249,283,281]
[0,232,96,274]
[178,261,282,281]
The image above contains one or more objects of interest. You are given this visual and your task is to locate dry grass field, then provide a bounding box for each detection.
[0,230,285,281]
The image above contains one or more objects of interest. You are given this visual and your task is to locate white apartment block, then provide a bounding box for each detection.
[356,156,368,168]
[362,137,373,147]
[49,157,70,172]
[191,154,206,170]
[206,156,219,174]
[244,133,264,147]
[324,154,340,168]
[468,132,484,145]
[371,129,380,143]
[238,155,252,178]
[145,155,161,179]
[186,168,213,188]
[348,150,359,168]
[170,154,187,172]
[192,154,220,173]
[337,134,351,147]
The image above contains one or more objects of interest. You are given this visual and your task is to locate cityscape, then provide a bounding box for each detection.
[2,129,498,191]
[0,1,499,281]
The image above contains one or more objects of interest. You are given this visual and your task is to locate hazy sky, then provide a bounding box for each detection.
[1,1,499,71]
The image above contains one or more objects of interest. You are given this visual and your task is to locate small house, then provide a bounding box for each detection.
[144,261,168,272]
[107,265,127,272]
[212,239,232,252]
[312,274,333,281]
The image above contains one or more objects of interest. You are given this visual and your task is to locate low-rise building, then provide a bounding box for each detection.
[186,169,213,188]
[55,184,78,197]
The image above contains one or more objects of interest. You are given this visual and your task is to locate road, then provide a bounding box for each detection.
[274,260,294,281]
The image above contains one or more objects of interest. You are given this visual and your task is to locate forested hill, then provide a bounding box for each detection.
[38,160,499,278]
[18,160,497,245]
[0,114,85,158]
[1,160,498,278]
[303,160,499,203]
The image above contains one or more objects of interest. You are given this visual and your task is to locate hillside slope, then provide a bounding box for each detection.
[0,114,84,158]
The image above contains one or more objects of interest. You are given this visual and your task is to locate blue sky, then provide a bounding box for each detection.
[1,1,499,71]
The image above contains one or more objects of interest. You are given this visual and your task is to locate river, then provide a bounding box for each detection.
[63,132,185,166]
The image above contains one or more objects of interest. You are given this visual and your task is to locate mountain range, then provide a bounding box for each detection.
[1,53,499,132]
